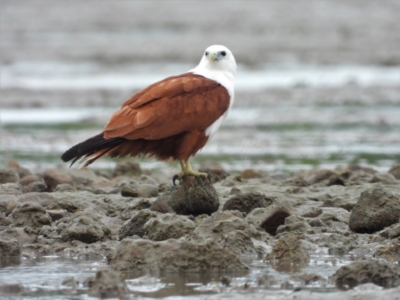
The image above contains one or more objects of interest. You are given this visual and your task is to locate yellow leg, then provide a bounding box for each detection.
[178,160,208,178]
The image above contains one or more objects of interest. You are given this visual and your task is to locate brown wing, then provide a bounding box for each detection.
[103,73,230,140]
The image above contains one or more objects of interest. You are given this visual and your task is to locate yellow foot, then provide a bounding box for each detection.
[173,161,209,185]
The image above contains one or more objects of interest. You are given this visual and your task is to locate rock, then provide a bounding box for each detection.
[298,206,323,218]
[332,260,400,289]
[143,213,195,241]
[167,175,219,215]
[0,168,19,184]
[87,269,129,298]
[7,161,32,178]
[43,169,73,191]
[198,166,229,183]
[302,169,345,186]
[246,202,294,236]
[19,175,43,186]
[10,202,52,228]
[150,194,175,213]
[0,283,24,294]
[380,223,400,239]
[46,209,69,221]
[265,234,308,272]
[349,187,400,233]
[217,230,258,256]
[0,239,21,256]
[57,211,111,243]
[53,183,76,192]
[222,192,273,214]
[374,241,400,262]
[290,273,327,286]
[370,173,399,184]
[389,165,400,180]
[276,215,311,235]
[109,238,249,272]
[240,169,263,179]
[193,211,260,240]
[121,184,159,198]
[306,233,358,254]
[114,161,142,177]
[119,209,158,240]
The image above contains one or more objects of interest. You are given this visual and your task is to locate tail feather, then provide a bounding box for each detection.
[61,133,125,167]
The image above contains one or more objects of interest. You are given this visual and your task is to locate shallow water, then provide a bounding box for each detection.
[0,252,352,299]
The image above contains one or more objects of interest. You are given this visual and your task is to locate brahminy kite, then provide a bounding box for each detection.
[61,45,236,179]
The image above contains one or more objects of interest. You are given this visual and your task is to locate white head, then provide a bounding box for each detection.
[196,45,236,76]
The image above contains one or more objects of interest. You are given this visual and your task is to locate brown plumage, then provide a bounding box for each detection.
[61,73,230,167]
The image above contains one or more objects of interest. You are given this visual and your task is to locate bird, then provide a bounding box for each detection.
[61,45,236,181]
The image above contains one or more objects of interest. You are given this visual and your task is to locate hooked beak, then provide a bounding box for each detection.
[209,52,218,62]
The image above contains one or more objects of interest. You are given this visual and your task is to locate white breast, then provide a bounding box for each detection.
[189,67,235,137]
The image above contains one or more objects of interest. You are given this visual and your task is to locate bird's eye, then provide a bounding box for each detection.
[220,51,226,57]
[205,51,209,56]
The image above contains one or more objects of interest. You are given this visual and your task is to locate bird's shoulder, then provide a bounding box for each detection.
[122,73,223,109]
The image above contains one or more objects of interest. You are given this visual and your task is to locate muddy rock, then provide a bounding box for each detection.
[167,175,219,215]
[121,184,158,198]
[332,259,400,289]
[109,238,249,272]
[217,230,258,256]
[374,240,400,262]
[246,202,294,236]
[150,194,175,213]
[222,192,273,214]
[302,169,345,186]
[143,213,195,241]
[193,211,261,240]
[0,168,19,184]
[240,169,263,179]
[371,172,399,184]
[43,169,73,191]
[57,211,111,243]
[389,165,400,180]
[113,161,142,177]
[380,223,400,239]
[265,234,308,272]
[119,209,158,240]
[306,233,358,254]
[0,239,21,256]
[276,215,311,235]
[86,269,129,298]
[198,166,229,183]
[349,187,400,233]
[10,202,52,229]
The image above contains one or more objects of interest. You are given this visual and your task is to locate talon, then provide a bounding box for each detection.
[172,174,180,186]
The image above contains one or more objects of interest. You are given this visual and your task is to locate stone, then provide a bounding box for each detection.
[388,165,400,180]
[198,166,229,183]
[121,184,159,198]
[276,215,311,234]
[246,202,294,236]
[0,239,21,256]
[370,172,399,184]
[240,169,263,179]
[119,209,158,240]
[109,238,249,272]
[113,161,142,177]
[57,211,111,243]
[332,260,400,289]
[143,213,195,241]
[265,234,308,272]
[167,175,219,215]
[43,169,73,191]
[222,192,273,214]
[349,187,400,233]
[10,202,52,228]
[0,168,19,184]
[87,269,129,298]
